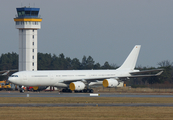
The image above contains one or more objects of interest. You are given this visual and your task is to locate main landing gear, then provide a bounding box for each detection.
[82,89,93,93]
[61,88,72,93]
[61,88,94,93]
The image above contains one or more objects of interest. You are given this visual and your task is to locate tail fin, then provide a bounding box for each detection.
[118,45,141,70]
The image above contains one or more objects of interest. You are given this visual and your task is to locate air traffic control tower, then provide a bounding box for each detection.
[14,7,42,71]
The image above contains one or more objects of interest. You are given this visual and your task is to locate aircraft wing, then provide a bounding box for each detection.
[58,69,163,84]
[0,69,18,76]
[0,70,9,76]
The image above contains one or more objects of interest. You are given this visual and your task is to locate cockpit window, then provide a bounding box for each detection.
[11,75,18,77]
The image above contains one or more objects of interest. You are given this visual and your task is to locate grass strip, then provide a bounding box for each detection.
[0,106,173,120]
[0,97,173,103]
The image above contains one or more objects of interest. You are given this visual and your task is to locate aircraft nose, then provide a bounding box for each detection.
[8,77,15,83]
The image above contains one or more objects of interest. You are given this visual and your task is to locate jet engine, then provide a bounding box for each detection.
[103,79,119,88]
[69,81,85,91]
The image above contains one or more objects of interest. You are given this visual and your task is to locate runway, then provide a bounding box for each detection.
[0,91,173,97]
[0,103,173,107]
[0,92,173,107]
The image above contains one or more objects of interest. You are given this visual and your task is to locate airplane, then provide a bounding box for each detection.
[0,69,17,76]
[0,70,11,76]
[8,45,163,93]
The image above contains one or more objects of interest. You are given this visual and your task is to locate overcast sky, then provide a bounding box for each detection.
[0,0,173,67]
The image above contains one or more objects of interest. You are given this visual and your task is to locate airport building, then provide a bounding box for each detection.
[14,7,42,71]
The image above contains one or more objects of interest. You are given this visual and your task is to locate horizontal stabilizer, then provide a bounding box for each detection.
[130,69,163,75]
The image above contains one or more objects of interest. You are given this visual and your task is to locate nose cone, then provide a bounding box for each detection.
[8,77,15,83]
[8,73,21,85]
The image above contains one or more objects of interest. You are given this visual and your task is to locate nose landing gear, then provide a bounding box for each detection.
[19,85,25,93]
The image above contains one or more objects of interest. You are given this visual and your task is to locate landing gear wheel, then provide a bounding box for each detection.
[19,85,24,93]
[74,90,78,93]
[62,89,65,92]
[85,89,94,93]
[89,89,93,93]
[67,89,72,93]
[62,88,72,93]
[31,88,34,92]
[87,89,90,93]
[20,89,24,93]
[83,89,87,93]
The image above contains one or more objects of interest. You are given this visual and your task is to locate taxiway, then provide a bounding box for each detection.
[0,91,173,97]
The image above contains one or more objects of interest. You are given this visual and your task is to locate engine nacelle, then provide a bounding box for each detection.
[69,82,85,91]
[103,79,119,88]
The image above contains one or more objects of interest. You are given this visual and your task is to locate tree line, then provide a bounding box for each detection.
[0,52,172,85]
[38,53,117,70]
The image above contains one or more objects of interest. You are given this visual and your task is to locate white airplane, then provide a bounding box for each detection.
[0,70,10,76]
[8,45,163,93]
[0,69,17,76]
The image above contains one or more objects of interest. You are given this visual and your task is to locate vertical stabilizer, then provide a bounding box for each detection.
[118,45,141,70]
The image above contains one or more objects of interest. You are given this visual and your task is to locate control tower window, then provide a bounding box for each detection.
[18,11,21,16]
[21,11,25,16]
[31,11,38,16]
[25,11,30,15]
[16,22,19,25]
[17,11,25,16]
